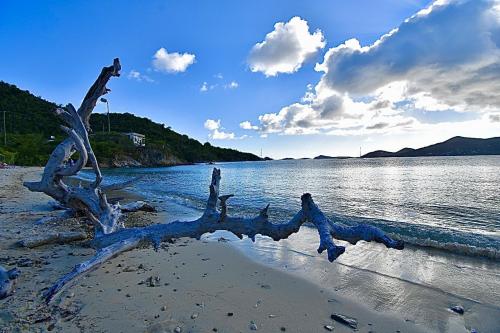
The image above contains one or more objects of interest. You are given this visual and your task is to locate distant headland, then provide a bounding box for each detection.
[362,136,500,158]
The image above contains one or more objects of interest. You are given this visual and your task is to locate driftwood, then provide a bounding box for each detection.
[18,231,87,248]
[23,59,152,236]
[20,59,404,304]
[44,167,403,303]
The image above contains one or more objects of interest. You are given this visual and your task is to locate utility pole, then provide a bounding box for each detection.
[100,98,111,133]
[2,111,6,146]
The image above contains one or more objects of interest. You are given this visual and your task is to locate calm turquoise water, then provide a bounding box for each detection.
[93,156,500,259]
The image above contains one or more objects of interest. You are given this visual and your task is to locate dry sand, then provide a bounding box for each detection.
[0,167,427,332]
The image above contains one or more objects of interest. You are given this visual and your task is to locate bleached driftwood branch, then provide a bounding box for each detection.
[44,168,403,303]
[23,59,152,236]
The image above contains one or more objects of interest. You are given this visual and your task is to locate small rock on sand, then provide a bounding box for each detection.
[324,325,334,331]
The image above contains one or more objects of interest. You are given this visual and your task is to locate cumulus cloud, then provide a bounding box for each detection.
[239,121,258,130]
[245,0,500,137]
[200,82,208,92]
[204,119,221,131]
[248,16,325,76]
[127,70,154,83]
[204,119,238,140]
[152,48,196,73]
[316,0,500,109]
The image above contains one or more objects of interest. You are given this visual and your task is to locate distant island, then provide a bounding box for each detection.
[279,155,352,160]
[0,82,261,167]
[314,155,351,160]
[362,136,500,158]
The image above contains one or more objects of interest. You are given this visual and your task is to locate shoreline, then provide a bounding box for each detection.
[0,167,495,332]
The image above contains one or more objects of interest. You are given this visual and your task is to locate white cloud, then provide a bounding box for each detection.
[244,0,500,137]
[211,129,236,140]
[200,78,239,92]
[225,81,239,89]
[127,70,154,83]
[200,82,208,92]
[152,48,196,73]
[317,0,500,109]
[248,16,325,76]
[240,121,258,130]
[204,119,221,131]
[204,119,239,140]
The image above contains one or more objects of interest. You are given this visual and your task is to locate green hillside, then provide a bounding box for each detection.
[0,81,261,166]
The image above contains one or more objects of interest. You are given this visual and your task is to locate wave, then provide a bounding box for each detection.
[394,235,499,260]
[331,213,500,260]
[167,192,500,260]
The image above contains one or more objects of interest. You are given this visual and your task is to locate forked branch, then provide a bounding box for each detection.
[23,59,152,236]
[44,168,403,303]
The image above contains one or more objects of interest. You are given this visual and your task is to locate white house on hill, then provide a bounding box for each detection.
[125,132,145,147]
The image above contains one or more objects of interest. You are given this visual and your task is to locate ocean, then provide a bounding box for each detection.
[97,156,500,258]
[84,156,500,332]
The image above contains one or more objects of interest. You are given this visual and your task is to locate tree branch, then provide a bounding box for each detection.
[24,59,151,237]
[18,231,87,248]
[44,168,403,303]
[78,58,121,131]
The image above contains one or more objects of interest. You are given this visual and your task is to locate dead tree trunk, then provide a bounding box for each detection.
[23,59,151,236]
[44,166,403,303]
[20,59,404,304]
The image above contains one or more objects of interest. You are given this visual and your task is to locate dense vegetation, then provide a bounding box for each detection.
[0,81,260,166]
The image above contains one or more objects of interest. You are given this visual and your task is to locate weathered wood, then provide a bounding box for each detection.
[23,59,151,236]
[44,168,404,303]
[18,231,87,248]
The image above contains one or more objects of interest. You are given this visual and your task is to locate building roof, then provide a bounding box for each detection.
[124,132,145,138]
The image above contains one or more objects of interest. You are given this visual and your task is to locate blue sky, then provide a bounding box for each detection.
[2,0,500,158]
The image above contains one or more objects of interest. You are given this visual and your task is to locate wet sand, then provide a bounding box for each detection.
[0,167,452,332]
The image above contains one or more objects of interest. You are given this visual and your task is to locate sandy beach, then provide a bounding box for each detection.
[0,168,430,332]
[0,167,482,332]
